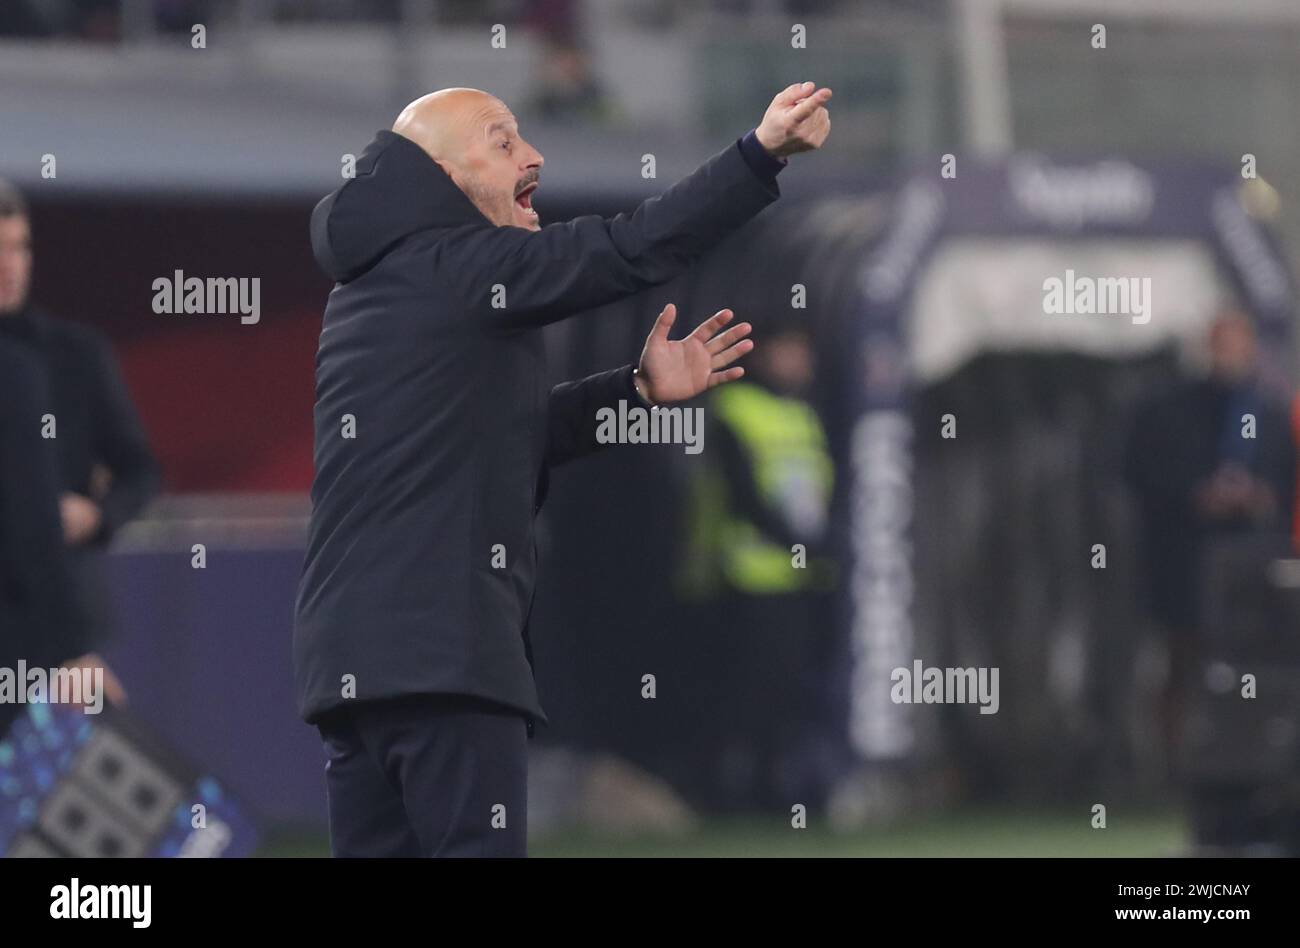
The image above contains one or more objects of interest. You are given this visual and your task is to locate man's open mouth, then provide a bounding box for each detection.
[515,183,538,217]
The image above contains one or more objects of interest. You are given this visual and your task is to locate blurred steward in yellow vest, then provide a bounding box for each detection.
[675,326,842,812]
[680,334,835,598]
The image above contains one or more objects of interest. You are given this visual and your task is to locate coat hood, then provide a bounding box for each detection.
[310,129,489,283]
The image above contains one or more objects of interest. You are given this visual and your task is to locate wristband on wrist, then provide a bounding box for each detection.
[632,367,655,407]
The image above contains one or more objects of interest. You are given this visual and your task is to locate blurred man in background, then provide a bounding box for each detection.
[1125,308,1296,757]
[524,0,609,122]
[0,180,152,706]
[677,325,840,811]
[0,338,91,738]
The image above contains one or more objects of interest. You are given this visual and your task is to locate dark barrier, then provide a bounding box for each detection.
[102,547,324,826]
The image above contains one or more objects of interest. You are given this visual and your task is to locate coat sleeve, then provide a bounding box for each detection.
[0,346,93,670]
[87,334,161,543]
[431,140,780,329]
[545,364,647,468]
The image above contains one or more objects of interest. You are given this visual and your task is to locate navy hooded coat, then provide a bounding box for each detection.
[294,128,781,734]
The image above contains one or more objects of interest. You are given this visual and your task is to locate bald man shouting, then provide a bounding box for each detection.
[295,84,831,857]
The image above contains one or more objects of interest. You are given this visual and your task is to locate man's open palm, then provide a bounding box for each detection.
[636,303,753,405]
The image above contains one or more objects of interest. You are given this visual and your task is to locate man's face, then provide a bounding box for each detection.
[0,214,32,314]
[759,332,815,395]
[442,102,544,231]
[1209,312,1257,383]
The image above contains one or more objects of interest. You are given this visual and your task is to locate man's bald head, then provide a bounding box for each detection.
[392,88,545,231]
[393,88,501,163]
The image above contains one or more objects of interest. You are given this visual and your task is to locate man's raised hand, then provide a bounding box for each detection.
[755,82,833,159]
[635,304,753,405]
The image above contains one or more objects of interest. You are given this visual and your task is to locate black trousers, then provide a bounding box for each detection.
[317,694,529,857]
